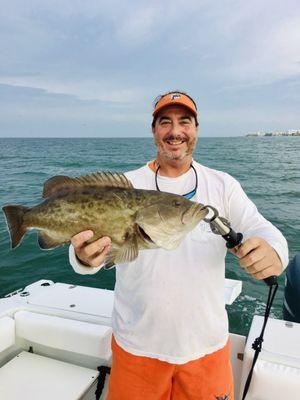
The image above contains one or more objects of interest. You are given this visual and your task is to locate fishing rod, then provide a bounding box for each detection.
[203,205,278,400]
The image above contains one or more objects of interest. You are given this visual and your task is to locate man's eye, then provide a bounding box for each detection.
[161,120,170,125]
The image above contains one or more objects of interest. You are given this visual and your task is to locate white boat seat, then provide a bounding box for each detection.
[0,316,15,353]
[240,316,300,399]
[0,351,98,400]
[15,310,112,361]
[247,358,300,399]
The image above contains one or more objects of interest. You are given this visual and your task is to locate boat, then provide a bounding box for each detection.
[0,263,300,399]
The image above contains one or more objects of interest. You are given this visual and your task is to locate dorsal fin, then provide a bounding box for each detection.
[43,172,133,198]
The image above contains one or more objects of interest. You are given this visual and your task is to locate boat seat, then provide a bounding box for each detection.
[240,315,300,399]
[0,351,99,400]
[0,316,15,353]
[14,310,112,362]
[246,358,300,399]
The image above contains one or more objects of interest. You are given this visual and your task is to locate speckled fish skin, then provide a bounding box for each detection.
[2,172,208,266]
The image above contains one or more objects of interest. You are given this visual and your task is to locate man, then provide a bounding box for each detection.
[69,91,288,399]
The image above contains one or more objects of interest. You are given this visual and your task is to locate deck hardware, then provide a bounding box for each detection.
[95,366,111,400]
[20,291,30,297]
[285,321,293,328]
[4,287,23,297]
[69,285,77,289]
[70,304,76,308]
[237,353,244,361]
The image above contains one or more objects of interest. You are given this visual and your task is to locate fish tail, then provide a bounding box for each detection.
[2,205,29,248]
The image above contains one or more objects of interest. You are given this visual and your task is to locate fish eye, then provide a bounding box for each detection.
[172,200,181,207]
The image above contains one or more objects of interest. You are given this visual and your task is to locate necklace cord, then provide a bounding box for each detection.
[155,163,198,199]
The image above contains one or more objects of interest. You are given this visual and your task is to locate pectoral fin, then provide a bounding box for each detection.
[103,241,139,270]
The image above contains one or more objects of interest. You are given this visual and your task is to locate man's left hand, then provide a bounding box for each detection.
[232,237,283,280]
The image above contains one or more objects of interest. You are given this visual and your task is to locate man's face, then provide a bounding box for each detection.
[152,105,199,162]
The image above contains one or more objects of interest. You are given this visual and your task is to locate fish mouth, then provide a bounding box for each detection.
[182,204,208,224]
[194,204,208,222]
[137,224,155,244]
[194,204,208,219]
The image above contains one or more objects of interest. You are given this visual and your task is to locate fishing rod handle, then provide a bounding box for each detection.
[223,229,278,287]
[263,275,278,287]
[222,228,243,250]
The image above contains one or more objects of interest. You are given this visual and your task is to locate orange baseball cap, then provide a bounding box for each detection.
[152,92,197,117]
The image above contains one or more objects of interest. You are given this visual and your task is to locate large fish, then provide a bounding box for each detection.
[2,172,208,268]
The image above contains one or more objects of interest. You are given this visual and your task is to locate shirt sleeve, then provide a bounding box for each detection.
[68,244,103,275]
[226,176,289,270]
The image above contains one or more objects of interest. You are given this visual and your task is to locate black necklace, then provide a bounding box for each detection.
[155,163,198,200]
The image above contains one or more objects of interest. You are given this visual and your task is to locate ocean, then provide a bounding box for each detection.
[0,137,299,336]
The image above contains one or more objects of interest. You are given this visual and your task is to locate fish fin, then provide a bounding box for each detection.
[103,260,116,270]
[37,232,64,250]
[103,241,139,269]
[43,176,74,198]
[115,241,139,264]
[43,172,133,198]
[2,205,29,249]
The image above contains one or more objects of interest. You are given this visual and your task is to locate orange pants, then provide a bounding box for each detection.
[108,336,234,400]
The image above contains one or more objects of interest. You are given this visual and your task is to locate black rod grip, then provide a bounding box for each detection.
[263,276,278,286]
[222,229,243,249]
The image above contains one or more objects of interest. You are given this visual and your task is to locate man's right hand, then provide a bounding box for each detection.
[71,230,112,268]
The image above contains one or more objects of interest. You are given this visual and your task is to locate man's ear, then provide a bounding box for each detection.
[195,120,200,135]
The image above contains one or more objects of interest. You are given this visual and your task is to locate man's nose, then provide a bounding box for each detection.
[169,122,182,135]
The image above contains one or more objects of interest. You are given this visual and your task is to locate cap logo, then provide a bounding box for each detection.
[171,94,181,101]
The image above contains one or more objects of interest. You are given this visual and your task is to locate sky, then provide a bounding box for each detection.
[0,0,299,137]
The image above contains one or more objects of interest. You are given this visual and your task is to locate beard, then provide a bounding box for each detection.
[154,134,197,161]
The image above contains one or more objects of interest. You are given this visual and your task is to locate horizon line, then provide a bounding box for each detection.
[0,135,245,139]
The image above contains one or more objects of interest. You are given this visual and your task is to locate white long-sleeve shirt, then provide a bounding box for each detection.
[69,161,288,364]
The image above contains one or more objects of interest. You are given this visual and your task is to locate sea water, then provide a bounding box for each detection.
[0,137,299,335]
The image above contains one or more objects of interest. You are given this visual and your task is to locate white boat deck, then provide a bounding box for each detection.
[0,278,300,400]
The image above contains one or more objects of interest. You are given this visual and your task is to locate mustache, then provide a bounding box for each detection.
[163,134,187,142]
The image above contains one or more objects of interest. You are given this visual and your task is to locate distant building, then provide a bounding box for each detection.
[246,130,300,137]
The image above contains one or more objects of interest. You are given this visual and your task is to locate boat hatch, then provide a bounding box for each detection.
[0,351,99,399]
[26,283,114,318]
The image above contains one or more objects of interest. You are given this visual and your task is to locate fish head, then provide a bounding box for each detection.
[136,195,208,250]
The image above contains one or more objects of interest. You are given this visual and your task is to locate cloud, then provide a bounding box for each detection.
[0,0,299,136]
[0,76,145,103]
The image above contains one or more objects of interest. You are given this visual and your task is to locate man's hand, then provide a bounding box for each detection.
[71,230,112,268]
[232,237,283,280]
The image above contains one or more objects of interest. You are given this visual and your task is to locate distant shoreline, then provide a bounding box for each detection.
[246,131,300,137]
[0,135,299,139]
